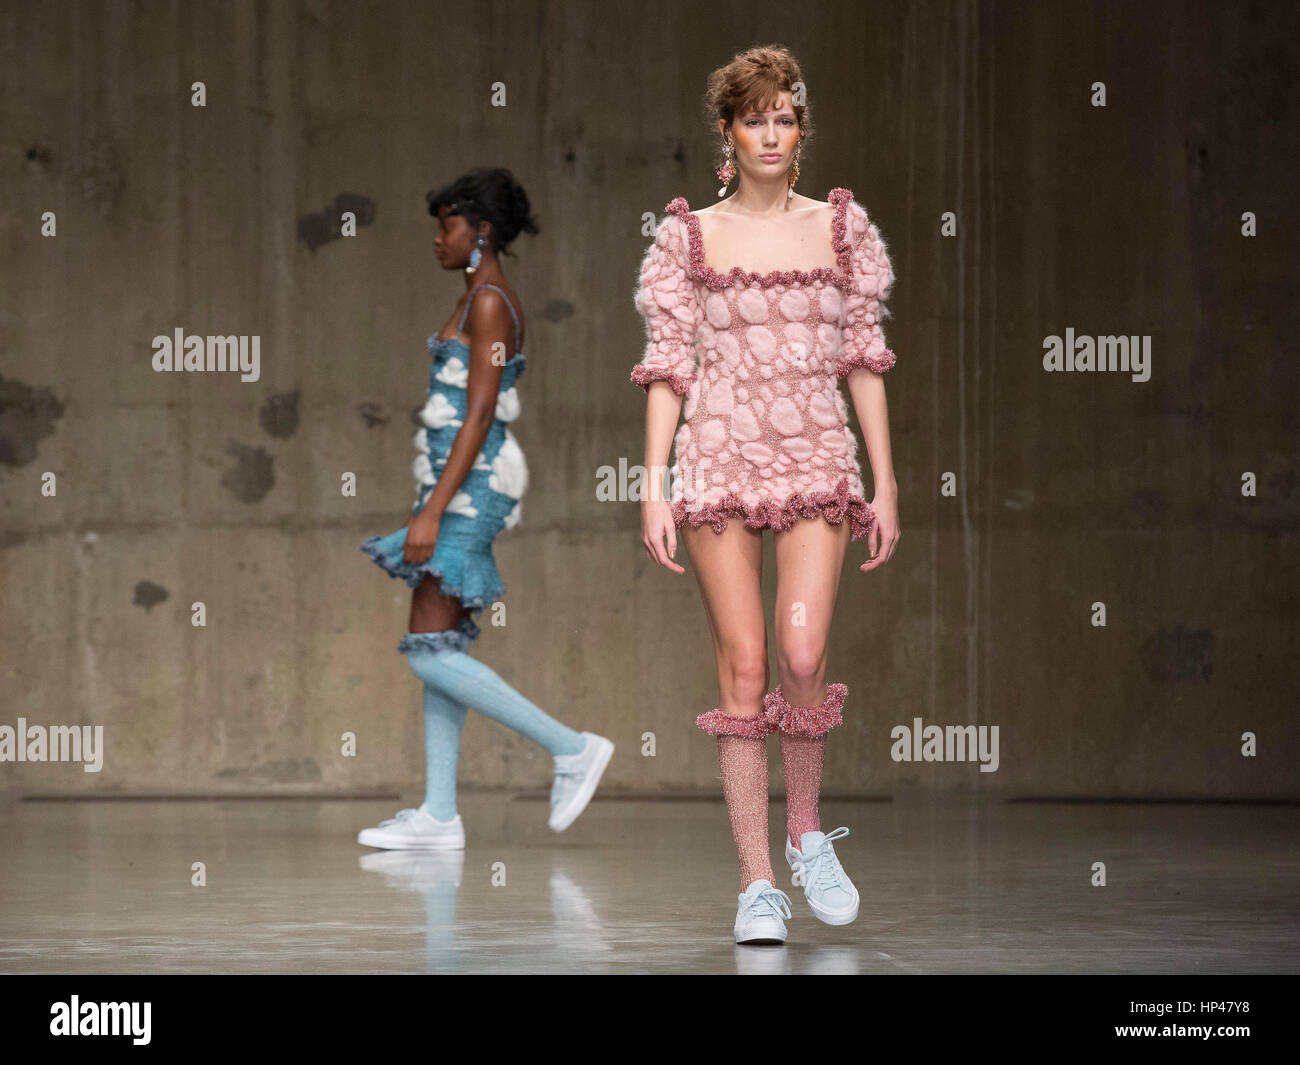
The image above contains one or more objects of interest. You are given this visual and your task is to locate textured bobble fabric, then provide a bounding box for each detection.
[716,734,776,891]
[631,215,700,397]
[835,200,897,377]
[630,187,896,542]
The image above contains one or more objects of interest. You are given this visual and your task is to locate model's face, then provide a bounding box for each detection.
[723,92,800,179]
[432,208,484,269]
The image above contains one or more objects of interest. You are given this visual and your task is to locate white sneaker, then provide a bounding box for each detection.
[548,732,614,831]
[733,879,793,944]
[785,827,859,925]
[357,804,465,850]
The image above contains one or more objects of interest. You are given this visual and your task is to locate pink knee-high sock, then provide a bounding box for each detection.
[716,735,774,891]
[698,707,777,891]
[778,733,826,851]
[763,683,847,854]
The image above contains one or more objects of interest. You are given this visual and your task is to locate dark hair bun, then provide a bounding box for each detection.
[426,167,540,257]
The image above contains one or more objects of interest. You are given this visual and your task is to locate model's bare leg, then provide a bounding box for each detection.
[771,517,850,852]
[409,573,469,634]
[682,520,774,890]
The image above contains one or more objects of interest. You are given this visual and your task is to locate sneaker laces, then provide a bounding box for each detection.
[792,826,851,891]
[378,807,421,828]
[746,885,793,921]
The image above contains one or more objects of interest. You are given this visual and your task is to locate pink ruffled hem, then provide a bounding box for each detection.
[671,476,875,541]
[762,683,847,737]
[630,364,695,396]
[836,347,897,376]
[696,708,776,738]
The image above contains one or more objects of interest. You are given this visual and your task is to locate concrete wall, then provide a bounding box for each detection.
[1,0,1296,797]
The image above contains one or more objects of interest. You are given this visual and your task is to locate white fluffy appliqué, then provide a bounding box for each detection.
[435,357,469,389]
[495,386,521,423]
[445,490,478,518]
[412,451,435,486]
[419,392,461,429]
[490,430,529,500]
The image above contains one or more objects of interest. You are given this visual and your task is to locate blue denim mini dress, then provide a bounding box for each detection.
[361,284,528,652]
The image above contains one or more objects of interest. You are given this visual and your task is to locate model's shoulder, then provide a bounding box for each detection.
[463,283,519,328]
[787,191,833,211]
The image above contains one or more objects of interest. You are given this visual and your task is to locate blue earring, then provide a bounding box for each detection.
[466,234,486,275]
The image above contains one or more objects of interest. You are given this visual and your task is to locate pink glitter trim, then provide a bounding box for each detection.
[630,363,695,396]
[762,683,847,737]
[666,188,856,291]
[697,708,777,738]
[836,347,897,377]
[671,476,876,541]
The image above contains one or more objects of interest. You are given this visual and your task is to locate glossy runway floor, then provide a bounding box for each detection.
[1,793,1295,974]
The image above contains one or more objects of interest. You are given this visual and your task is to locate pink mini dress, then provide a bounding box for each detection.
[630,186,896,539]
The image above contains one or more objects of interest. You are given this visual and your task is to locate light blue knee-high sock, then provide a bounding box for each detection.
[422,683,468,821]
[403,646,586,757]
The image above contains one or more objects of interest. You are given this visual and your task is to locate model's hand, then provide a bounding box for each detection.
[642,499,685,574]
[861,492,899,571]
[404,506,441,565]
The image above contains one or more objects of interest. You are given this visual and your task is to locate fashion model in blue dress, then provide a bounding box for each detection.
[361,284,530,650]
[355,216,613,850]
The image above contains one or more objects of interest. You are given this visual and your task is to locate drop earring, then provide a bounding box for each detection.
[465,233,486,275]
[716,139,736,198]
[787,141,802,200]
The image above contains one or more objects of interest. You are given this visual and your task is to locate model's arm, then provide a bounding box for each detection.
[405,292,510,564]
[631,212,698,574]
[640,381,685,572]
[845,369,898,569]
[837,199,900,570]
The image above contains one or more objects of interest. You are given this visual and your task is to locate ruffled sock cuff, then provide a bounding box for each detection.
[695,707,775,738]
[762,683,847,737]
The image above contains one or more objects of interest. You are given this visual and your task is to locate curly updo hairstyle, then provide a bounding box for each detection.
[703,44,815,173]
[425,167,540,258]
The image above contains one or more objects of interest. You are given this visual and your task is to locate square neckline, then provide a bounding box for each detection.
[667,186,856,290]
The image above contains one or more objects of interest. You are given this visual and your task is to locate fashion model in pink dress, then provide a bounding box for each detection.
[631,186,895,539]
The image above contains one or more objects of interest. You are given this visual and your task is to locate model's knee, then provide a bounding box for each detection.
[720,650,768,707]
[777,644,827,693]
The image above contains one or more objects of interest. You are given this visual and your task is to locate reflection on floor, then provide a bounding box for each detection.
[0,792,1295,973]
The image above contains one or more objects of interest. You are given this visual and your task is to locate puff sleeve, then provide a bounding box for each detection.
[631,209,700,396]
[835,199,897,377]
